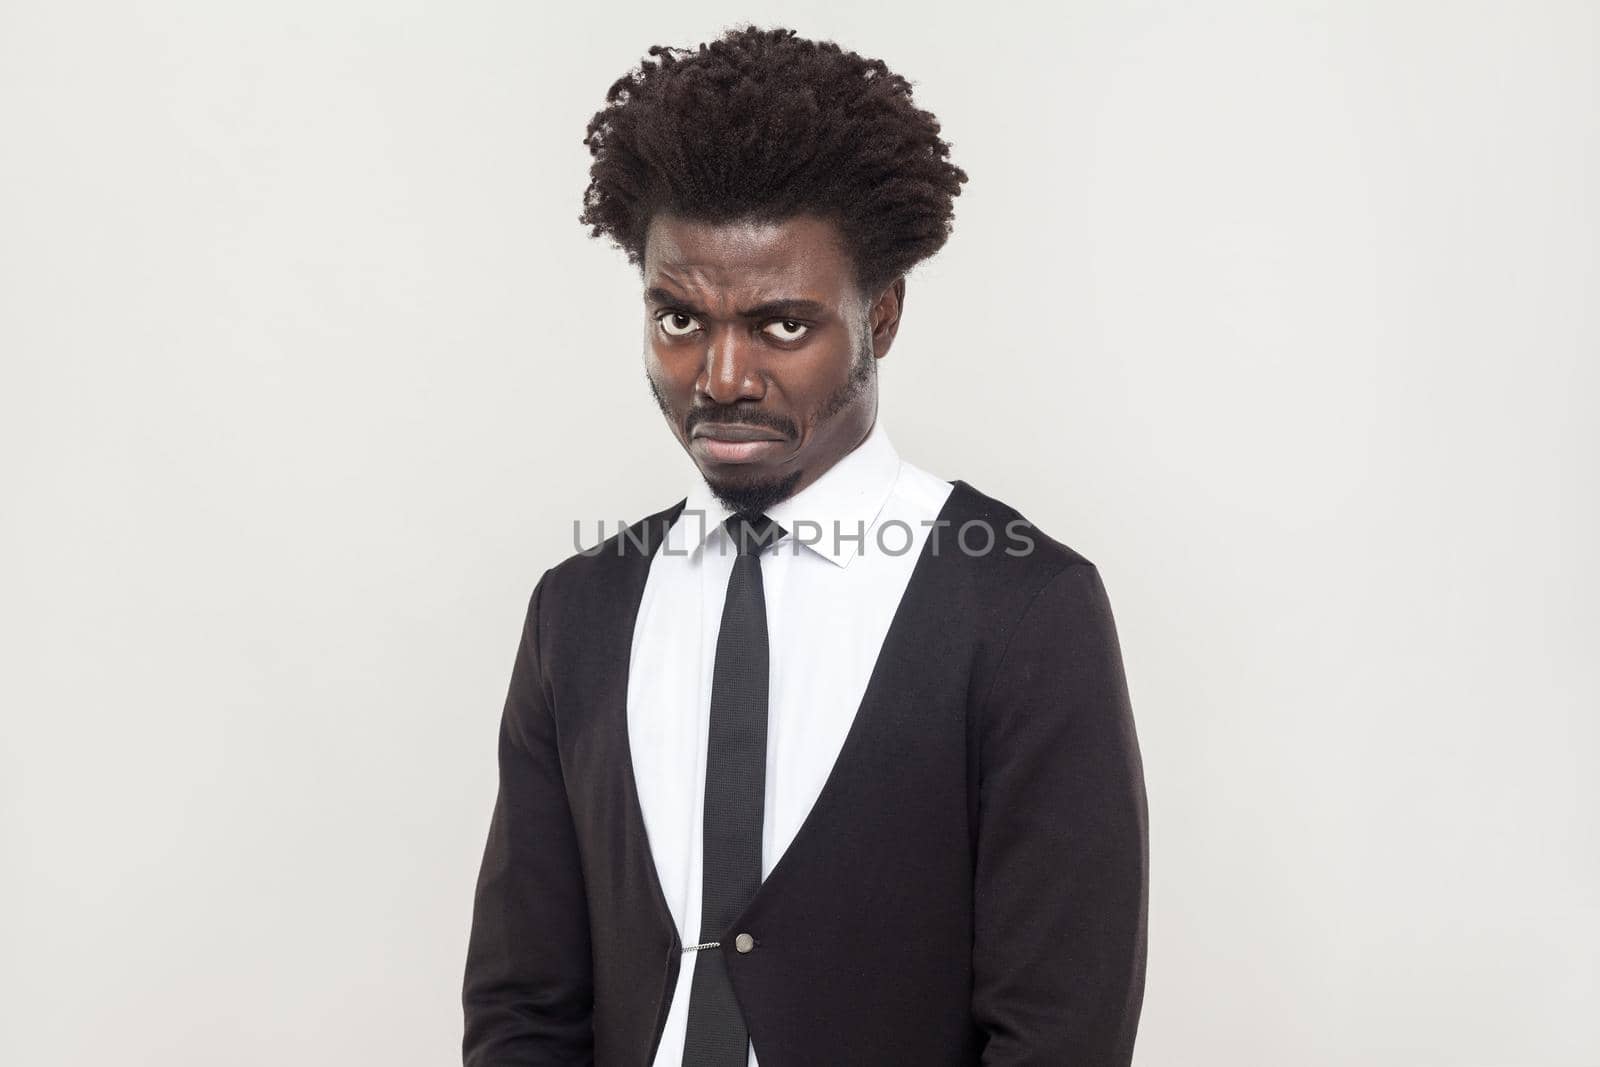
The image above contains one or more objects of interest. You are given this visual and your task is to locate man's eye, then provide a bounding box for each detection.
[762,320,809,342]
[657,311,700,337]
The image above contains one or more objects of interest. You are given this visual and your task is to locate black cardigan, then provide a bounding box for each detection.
[462,479,1149,1066]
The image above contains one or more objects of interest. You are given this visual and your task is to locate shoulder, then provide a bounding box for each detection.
[940,489,1132,729]
[937,477,1099,589]
[932,480,1117,688]
[529,495,688,619]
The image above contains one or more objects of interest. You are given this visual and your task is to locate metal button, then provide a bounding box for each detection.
[734,932,755,954]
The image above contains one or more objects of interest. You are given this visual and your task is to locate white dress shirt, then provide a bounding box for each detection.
[628,418,953,1067]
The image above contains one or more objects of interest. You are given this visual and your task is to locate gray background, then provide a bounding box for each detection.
[2,2,1595,1064]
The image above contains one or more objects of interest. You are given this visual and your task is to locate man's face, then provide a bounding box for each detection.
[641,213,904,515]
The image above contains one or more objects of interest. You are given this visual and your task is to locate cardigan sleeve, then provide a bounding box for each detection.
[971,563,1149,1066]
[462,573,596,1065]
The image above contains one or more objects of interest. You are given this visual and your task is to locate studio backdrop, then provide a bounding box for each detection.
[1,2,1594,1065]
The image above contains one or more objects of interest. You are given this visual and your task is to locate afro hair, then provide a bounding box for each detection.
[579,25,969,298]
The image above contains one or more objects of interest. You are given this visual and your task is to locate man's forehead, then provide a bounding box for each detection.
[644,214,850,278]
[640,214,857,303]
[647,263,821,306]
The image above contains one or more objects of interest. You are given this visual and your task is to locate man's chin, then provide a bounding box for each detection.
[703,467,804,516]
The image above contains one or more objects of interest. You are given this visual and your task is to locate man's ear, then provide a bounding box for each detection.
[869,276,906,360]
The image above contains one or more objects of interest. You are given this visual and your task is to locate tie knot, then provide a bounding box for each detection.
[725,512,784,557]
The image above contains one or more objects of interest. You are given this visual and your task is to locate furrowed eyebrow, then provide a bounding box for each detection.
[645,287,828,320]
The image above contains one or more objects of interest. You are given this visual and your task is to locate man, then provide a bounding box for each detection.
[462,25,1148,1067]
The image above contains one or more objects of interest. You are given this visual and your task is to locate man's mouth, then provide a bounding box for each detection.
[690,423,789,464]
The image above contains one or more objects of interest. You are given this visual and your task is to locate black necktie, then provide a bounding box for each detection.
[681,512,785,1067]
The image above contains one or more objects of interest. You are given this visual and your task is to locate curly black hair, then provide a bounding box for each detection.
[579,25,968,298]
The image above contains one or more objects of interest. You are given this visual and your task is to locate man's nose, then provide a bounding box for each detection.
[698,326,766,405]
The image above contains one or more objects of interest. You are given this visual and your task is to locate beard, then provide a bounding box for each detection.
[704,467,805,517]
[646,334,876,516]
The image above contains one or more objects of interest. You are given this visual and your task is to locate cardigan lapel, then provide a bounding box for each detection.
[731,480,977,913]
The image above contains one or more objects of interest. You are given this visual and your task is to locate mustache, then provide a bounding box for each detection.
[684,406,797,440]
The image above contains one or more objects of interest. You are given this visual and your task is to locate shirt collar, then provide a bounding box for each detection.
[664,419,903,569]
